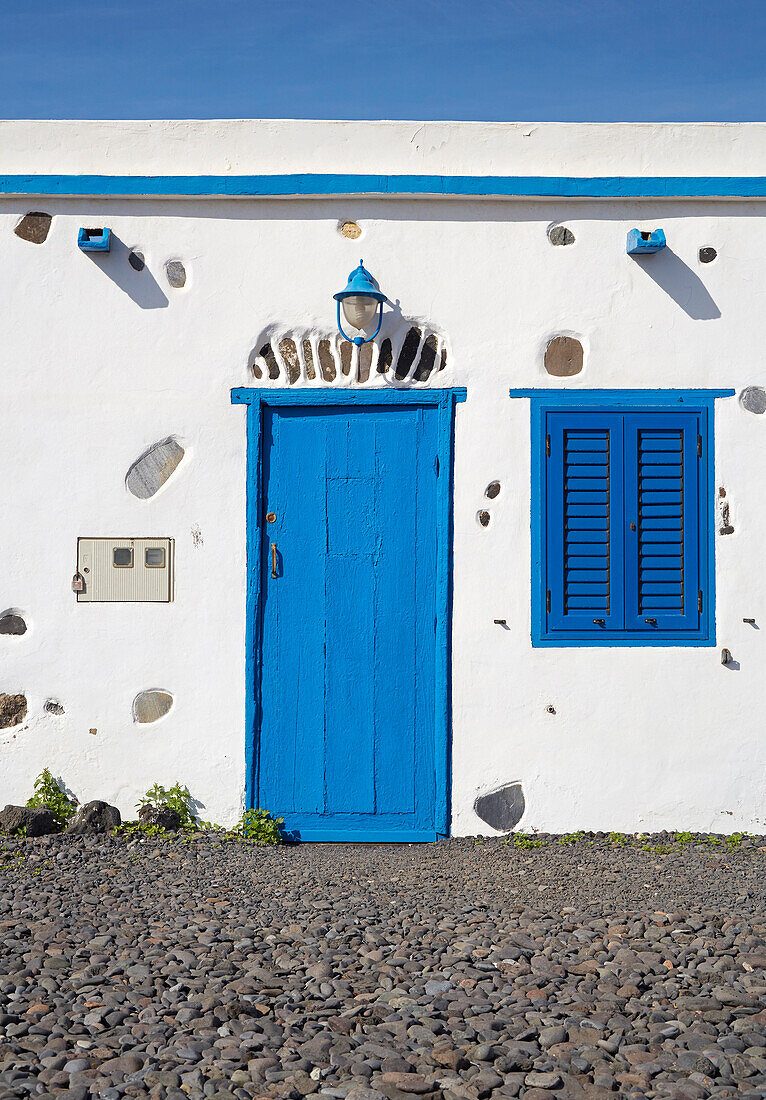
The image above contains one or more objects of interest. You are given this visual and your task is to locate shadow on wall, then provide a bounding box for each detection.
[83,233,168,310]
[631,249,720,320]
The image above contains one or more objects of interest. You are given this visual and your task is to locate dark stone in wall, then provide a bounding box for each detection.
[0,693,26,729]
[699,247,717,264]
[548,225,575,246]
[165,260,186,287]
[395,327,422,380]
[340,341,353,376]
[377,338,393,374]
[44,699,65,715]
[0,614,26,636]
[478,510,490,527]
[474,782,526,832]
[486,481,501,499]
[128,249,146,272]
[414,334,438,381]
[14,212,52,244]
[740,386,766,415]
[260,343,280,381]
[545,336,583,377]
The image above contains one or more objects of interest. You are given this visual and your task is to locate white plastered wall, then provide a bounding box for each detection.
[0,121,764,833]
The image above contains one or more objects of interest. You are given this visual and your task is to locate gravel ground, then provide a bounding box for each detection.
[1,832,765,1100]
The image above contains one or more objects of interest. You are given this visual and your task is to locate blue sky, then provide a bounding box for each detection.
[1,0,764,121]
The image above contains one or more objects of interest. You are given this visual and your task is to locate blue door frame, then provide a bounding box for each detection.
[231,387,466,841]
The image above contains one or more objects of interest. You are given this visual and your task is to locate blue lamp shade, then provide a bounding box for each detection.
[333,260,386,346]
[626,228,666,255]
[333,260,386,303]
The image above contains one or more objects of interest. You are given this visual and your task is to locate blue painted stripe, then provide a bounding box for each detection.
[510,388,734,403]
[4,174,766,198]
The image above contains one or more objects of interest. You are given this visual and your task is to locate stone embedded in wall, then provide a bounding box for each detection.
[0,693,27,730]
[545,336,584,378]
[0,613,26,636]
[395,327,422,380]
[485,481,501,499]
[340,341,353,377]
[474,782,526,832]
[44,699,65,715]
[279,338,301,384]
[478,510,490,527]
[740,386,766,415]
[128,249,146,272]
[14,212,52,244]
[359,343,373,383]
[126,438,185,499]
[699,247,717,264]
[377,338,393,374]
[414,334,438,382]
[340,221,362,239]
[133,689,173,724]
[165,260,186,288]
[318,339,336,382]
[548,224,575,246]
[302,339,316,380]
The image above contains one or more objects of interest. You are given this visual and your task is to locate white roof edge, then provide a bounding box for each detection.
[0,119,765,178]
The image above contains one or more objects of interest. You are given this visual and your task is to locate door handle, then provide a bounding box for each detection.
[271,542,278,579]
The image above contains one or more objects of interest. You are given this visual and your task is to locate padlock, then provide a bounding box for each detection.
[71,572,85,594]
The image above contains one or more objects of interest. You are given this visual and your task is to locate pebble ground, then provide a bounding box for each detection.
[1,832,765,1100]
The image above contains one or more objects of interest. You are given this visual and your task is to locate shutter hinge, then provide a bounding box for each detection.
[697,434,702,458]
[546,589,551,613]
[698,590,703,613]
[545,434,551,458]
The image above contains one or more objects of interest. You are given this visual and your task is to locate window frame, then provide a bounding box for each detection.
[510,389,734,649]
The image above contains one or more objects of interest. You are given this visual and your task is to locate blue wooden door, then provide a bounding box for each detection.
[257,404,441,841]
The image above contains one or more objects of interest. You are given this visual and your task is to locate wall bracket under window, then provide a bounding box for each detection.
[626,228,666,255]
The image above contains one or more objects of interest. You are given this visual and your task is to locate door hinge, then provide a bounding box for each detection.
[698,590,703,613]
[697,434,702,458]
[546,589,551,613]
[545,434,551,458]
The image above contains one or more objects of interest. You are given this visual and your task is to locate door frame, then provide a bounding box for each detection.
[231,387,466,840]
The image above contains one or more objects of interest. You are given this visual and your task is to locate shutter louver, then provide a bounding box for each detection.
[637,428,684,616]
[624,413,701,633]
[547,413,623,633]
[564,429,610,614]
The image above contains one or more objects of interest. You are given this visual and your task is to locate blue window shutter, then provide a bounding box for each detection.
[546,412,624,634]
[623,412,701,632]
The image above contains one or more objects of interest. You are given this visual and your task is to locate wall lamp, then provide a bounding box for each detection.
[333,260,387,346]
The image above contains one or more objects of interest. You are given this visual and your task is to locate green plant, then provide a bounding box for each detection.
[559,831,585,845]
[607,832,629,847]
[674,831,695,845]
[504,832,547,850]
[137,782,196,829]
[703,834,722,847]
[642,843,673,854]
[235,808,283,844]
[26,768,77,828]
[724,832,748,847]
